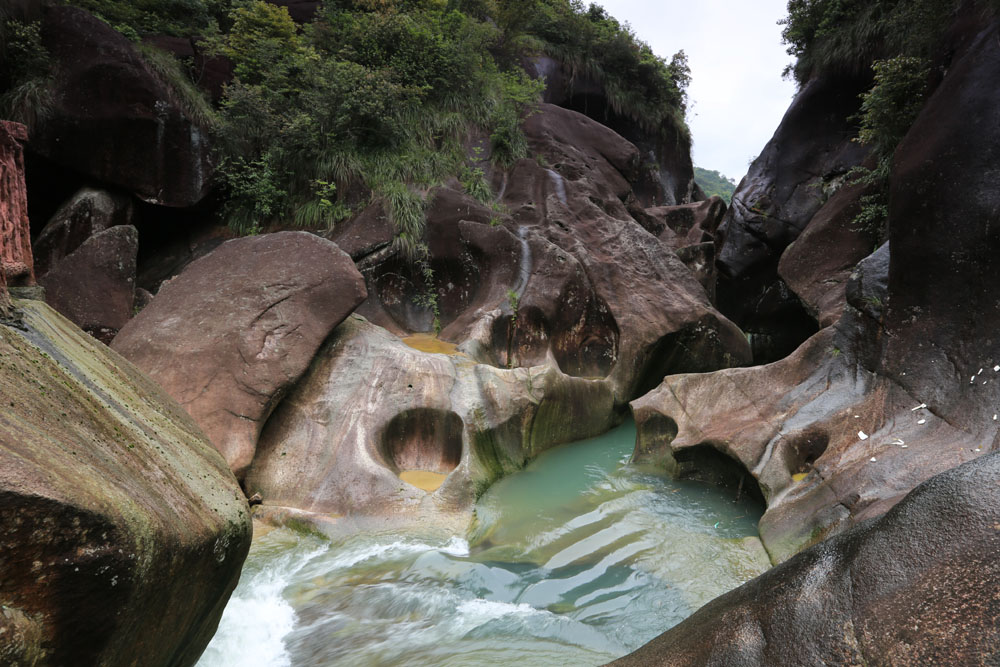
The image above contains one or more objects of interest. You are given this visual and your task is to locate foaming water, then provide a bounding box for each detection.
[197,532,327,667]
[199,420,769,666]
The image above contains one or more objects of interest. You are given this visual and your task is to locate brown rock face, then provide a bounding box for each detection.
[112,231,367,479]
[0,301,251,667]
[609,453,1000,667]
[777,180,877,327]
[0,121,34,297]
[39,225,139,344]
[529,57,697,206]
[641,197,727,250]
[34,7,213,207]
[358,105,750,409]
[640,197,728,299]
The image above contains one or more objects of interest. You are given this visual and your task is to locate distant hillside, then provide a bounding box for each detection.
[694,167,736,203]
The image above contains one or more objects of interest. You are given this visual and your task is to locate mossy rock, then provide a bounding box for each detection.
[0,300,251,666]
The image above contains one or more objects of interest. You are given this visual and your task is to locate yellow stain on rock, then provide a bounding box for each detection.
[399,470,448,492]
[792,472,809,482]
[400,333,461,355]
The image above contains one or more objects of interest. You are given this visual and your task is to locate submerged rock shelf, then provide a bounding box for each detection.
[198,421,769,666]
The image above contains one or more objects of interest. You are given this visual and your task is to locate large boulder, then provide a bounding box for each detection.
[34,7,213,207]
[33,187,134,277]
[0,300,250,666]
[112,231,367,479]
[777,180,877,327]
[609,452,1000,667]
[630,16,1000,563]
[39,225,139,344]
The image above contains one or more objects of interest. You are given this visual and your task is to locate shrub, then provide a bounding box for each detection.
[528,0,690,142]
[780,0,967,83]
[848,55,930,238]
[61,0,231,37]
[209,0,543,255]
[0,19,54,129]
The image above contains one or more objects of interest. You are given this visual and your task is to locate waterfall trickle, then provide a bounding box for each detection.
[514,225,532,298]
[546,169,568,206]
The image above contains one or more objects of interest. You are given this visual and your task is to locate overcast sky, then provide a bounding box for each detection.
[595,0,797,182]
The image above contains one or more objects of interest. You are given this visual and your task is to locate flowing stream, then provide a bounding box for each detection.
[198,420,770,667]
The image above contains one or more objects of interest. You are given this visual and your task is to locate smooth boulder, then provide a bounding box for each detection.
[39,225,139,344]
[112,231,367,479]
[33,187,134,277]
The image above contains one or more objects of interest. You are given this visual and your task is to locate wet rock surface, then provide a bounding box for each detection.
[0,301,250,666]
[609,452,1000,667]
[112,232,367,479]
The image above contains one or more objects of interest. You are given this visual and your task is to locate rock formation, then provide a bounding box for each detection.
[528,57,697,206]
[355,104,750,411]
[715,74,871,361]
[0,301,251,666]
[245,315,618,519]
[0,120,34,308]
[39,225,140,343]
[33,186,134,277]
[609,452,1000,667]
[631,17,1000,565]
[113,232,368,479]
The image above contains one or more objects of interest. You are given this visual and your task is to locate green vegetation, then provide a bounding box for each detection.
[205,0,544,250]
[528,0,691,141]
[58,0,232,37]
[0,19,53,130]
[779,0,998,237]
[205,0,690,248]
[779,0,960,83]
[849,55,929,236]
[693,167,736,203]
[7,0,690,256]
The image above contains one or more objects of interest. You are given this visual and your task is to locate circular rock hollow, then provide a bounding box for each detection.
[379,408,464,492]
[781,427,829,481]
[673,444,766,506]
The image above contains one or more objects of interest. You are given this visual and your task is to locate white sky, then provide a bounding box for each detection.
[595,0,797,182]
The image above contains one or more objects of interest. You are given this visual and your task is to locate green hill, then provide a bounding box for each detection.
[693,167,736,203]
